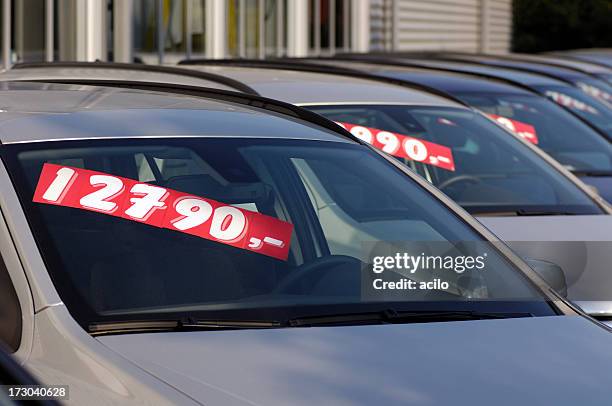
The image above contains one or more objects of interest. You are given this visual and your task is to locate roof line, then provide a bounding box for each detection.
[337,51,579,86]
[177,57,471,108]
[445,51,603,77]
[326,54,547,94]
[419,54,579,86]
[372,50,600,79]
[10,61,260,96]
[546,52,612,70]
[21,79,360,144]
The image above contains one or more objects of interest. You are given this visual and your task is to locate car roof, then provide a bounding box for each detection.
[306,60,535,95]
[437,54,589,82]
[490,53,612,75]
[0,62,257,94]
[371,57,569,88]
[569,54,612,68]
[0,82,351,144]
[178,63,463,107]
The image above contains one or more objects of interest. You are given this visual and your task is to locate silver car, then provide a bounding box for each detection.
[2,81,612,405]
[178,60,612,318]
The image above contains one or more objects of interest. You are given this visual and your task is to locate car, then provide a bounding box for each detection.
[417,52,612,104]
[5,80,612,405]
[333,53,612,141]
[177,59,612,319]
[304,57,612,202]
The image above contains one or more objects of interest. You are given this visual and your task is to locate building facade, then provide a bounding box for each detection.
[0,0,512,68]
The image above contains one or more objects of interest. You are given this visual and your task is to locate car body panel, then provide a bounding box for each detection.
[369,57,568,87]
[432,54,612,103]
[438,53,598,83]
[494,53,612,76]
[0,82,348,144]
[97,316,612,406]
[180,65,461,107]
[554,52,612,69]
[26,306,199,405]
[304,59,533,96]
[0,65,236,91]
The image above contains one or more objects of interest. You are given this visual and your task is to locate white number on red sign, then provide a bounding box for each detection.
[403,139,428,162]
[172,197,214,231]
[209,206,247,241]
[42,167,76,203]
[171,198,246,241]
[125,183,168,220]
[349,126,373,144]
[376,131,401,154]
[80,175,125,213]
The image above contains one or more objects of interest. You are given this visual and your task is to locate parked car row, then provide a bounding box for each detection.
[0,49,611,405]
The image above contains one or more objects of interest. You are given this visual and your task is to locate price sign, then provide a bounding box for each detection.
[33,164,293,260]
[337,122,455,171]
[487,114,539,145]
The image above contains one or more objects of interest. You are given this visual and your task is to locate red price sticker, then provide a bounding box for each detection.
[546,91,599,114]
[33,164,293,260]
[487,114,539,145]
[337,122,455,172]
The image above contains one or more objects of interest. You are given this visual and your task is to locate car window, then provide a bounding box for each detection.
[575,78,612,103]
[306,105,603,215]
[457,93,612,172]
[2,138,554,330]
[536,85,612,138]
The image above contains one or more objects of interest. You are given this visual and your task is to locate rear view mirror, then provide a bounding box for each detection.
[525,258,568,297]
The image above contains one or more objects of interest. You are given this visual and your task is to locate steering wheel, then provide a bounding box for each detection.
[273,255,362,295]
[437,175,482,191]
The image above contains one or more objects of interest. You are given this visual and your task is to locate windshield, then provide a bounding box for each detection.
[534,85,612,138]
[456,93,612,172]
[3,138,555,330]
[574,78,612,103]
[305,105,602,215]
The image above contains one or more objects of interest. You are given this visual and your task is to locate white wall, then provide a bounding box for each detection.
[371,0,512,53]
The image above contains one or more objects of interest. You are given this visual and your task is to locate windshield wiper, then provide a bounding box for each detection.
[287,309,533,327]
[571,169,612,177]
[469,209,579,216]
[515,208,579,216]
[89,318,282,336]
[463,204,585,216]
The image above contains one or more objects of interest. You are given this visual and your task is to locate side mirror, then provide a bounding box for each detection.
[525,258,568,297]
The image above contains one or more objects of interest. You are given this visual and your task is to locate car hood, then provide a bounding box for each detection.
[98,316,612,406]
[478,215,612,308]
